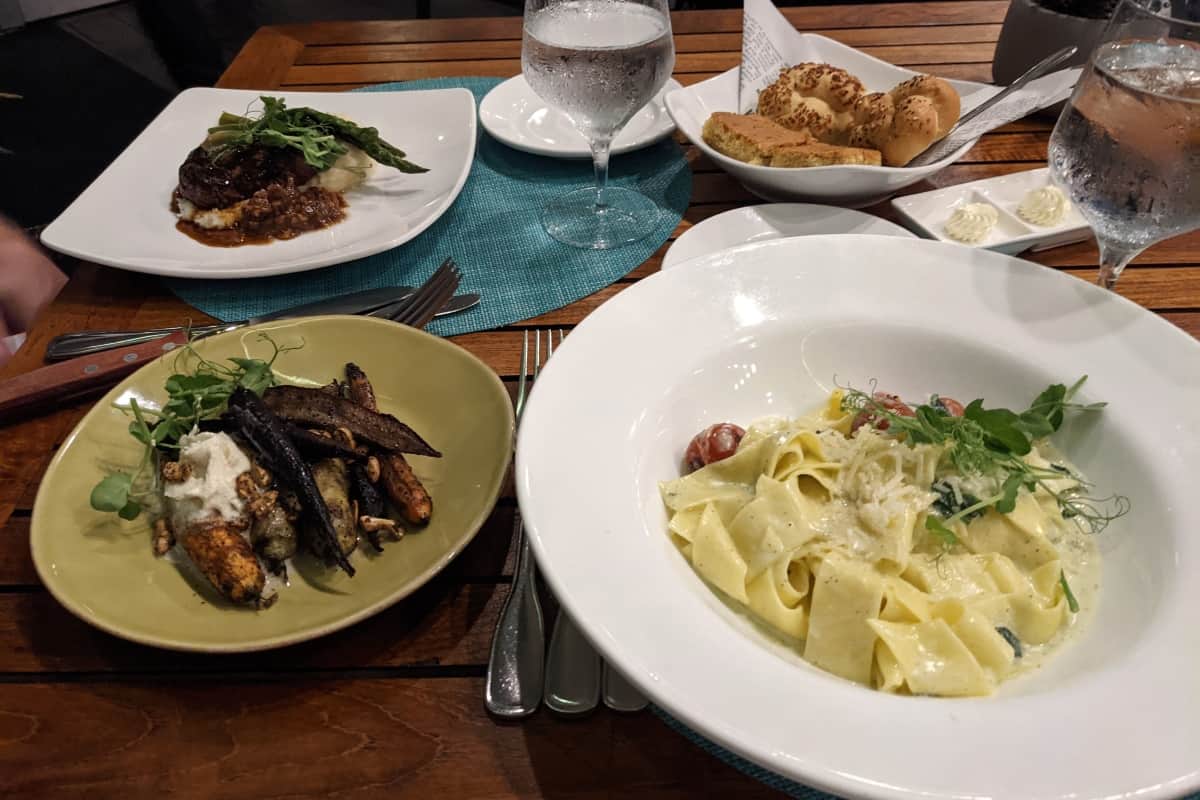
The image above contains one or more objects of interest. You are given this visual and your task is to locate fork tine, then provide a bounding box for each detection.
[533,328,543,379]
[515,329,530,419]
[368,257,453,320]
[392,260,458,328]
[401,263,460,329]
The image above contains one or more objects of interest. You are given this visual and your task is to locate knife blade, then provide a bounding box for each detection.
[45,285,467,361]
[4,293,481,423]
[248,285,417,323]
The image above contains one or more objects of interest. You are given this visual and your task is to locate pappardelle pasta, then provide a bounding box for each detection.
[660,381,1125,697]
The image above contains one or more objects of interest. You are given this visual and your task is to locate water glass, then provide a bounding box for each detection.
[1047,0,1200,289]
[522,0,676,250]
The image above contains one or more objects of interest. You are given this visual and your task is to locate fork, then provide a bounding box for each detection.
[47,256,463,360]
[485,329,557,718]
[379,258,461,328]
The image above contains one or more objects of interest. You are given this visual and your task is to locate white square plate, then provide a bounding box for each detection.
[41,87,477,279]
[664,34,994,207]
[892,167,1093,254]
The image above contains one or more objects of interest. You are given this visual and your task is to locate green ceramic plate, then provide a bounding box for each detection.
[30,316,514,652]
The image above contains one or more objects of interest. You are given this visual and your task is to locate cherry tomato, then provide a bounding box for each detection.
[935,396,965,416]
[684,423,746,472]
[850,392,915,433]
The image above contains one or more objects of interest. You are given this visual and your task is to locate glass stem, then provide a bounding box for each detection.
[590,138,612,211]
[1096,237,1143,290]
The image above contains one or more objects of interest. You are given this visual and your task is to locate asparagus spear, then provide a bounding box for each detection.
[206,96,428,173]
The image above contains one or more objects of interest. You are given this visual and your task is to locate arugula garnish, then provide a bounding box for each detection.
[205,96,428,174]
[842,377,1128,558]
[88,333,298,520]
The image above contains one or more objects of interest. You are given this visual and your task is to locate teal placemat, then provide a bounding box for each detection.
[654,708,831,799]
[165,77,692,337]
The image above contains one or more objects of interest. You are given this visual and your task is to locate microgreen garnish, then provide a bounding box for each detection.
[841,377,1129,546]
[204,96,428,174]
[88,333,299,519]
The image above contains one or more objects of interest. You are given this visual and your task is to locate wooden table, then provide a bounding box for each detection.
[2,4,1197,797]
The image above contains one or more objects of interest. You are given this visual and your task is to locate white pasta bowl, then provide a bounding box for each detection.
[515,235,1200,800]
[663,35,995,206]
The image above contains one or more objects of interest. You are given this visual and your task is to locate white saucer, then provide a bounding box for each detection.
[662,204,915,269]
[479,74,682,158]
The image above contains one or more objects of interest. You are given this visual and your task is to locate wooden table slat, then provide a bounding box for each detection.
[282,43,997,85]
[0,679,786,800]
[273,2,1010,45]
[293,36,999,66]
[295,25,1004,65]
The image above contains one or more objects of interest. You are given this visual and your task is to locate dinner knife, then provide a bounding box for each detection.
[46,288,479,360]
[0,292,479,422]
[46,285,416,360]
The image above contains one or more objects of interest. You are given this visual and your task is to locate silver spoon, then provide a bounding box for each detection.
[950,46,1078,135]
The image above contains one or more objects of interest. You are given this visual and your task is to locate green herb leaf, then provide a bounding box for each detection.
[1016,410,1055,440]
[964,400,1032,455]
[90,472,133,513]
[994,472,1025,514]
[117,499,143,521]
[1028,383,1067,429]
[128,419,152,445]
[230,357,275,394]
[925,516,960,546]
[1059,570,1080,613]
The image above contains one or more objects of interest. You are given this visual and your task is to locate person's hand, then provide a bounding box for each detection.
[0,219,67,365]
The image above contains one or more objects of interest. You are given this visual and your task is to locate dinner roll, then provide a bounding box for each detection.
[890,74,960,139]
[847,74,961,166]
[757,63,866,141]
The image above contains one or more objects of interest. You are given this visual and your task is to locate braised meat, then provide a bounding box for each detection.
[177,145,320,210]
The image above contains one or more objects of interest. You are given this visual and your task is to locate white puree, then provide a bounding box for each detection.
[164,431,250,533]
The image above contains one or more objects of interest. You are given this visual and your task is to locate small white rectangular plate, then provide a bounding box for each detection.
[41,87,477,279]
[891,167,1093,255]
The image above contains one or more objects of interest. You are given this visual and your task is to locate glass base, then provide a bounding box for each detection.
[541,187,660,250]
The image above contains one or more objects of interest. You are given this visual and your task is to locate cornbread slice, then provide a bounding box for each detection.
[769,142,882,167]
[702,112,813,165]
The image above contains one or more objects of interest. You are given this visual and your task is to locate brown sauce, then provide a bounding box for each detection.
[173,181,347,248]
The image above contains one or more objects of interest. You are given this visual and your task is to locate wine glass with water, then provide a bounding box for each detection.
[1048,0,1199,289]
[522,0,676,250]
